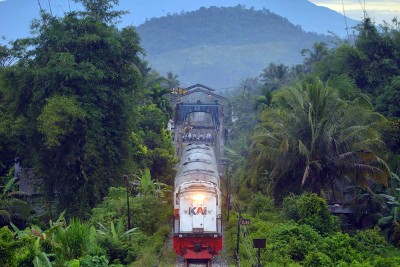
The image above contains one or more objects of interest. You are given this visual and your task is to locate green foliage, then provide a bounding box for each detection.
[131,104,176,184]
[0,226,20,266]
[53,219,91,262]
[316,18,400,103]
[225,210,400,266]
[282,193,340,235]
[320,232,359,263]
[78,255,109,267]
[302,251,333,267]
[249,77,389,201]
[0,0,158,217]
[0,174,33,228]
[247,192,275,217]
[131,195,171,235]
[376,76,400,118]
[131,225,170,266]
[37,95,87,148]
[89,185,171,264]
[90,187,126,225]
[353,227,390,256]
[268,223,321,262]
[96,219,138,243]
[0,226,35,267]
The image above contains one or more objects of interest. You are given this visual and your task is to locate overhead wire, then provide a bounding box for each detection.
[341,0,350,42]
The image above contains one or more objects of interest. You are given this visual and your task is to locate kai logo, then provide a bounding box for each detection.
[189,207,207,215]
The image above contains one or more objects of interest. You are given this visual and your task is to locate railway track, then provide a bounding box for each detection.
[176,256,229,267]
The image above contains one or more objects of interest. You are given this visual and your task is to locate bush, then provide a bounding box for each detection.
[373,256,400,267]
[131,195,171,235]
[282,193,340,235]
[53,219,92,263]
[320,232,359,264]
[0,226,19,266]
[79,255,109,267]
[0,226,35,267]
[247,193,275,216]
[303,251,333,267]
[267,223,321,262]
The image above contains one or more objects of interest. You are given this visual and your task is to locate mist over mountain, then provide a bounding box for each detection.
[0,0,357,43]
[137,6,334,88]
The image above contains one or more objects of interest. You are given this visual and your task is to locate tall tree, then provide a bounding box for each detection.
[301,42,329,73]
[0,0,144,216]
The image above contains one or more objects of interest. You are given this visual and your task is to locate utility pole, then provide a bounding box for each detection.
[227,165,231,222]
[124,175,131,230]
[236,211,241,262]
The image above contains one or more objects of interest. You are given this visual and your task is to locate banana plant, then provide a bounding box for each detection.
[0,173,31,226]
[96,219,138,243]
[133,168,170,197]
[378,173,400,246]
[32,237,53,267]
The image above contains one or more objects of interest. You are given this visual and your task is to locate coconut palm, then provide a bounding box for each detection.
[249,77,390,201]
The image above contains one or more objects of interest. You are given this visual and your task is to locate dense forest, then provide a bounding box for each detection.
[1,0,400,266]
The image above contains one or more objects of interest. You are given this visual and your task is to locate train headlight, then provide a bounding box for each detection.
[179,234,183,238]
[213,234,218,238]
[192,194,205,201]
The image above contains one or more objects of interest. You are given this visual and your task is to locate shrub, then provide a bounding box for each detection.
[353,227,389,256]
[372,256,400,267]
[267,223,321,262]
[320,232,359,264]
[0,226,35,267]
[0,226,19,266]
[79,255,109,267]
[53,219,91,262]
[281,193,300,221]
[303,251,333,267]
[247,193,275,216]
[282,193,340,235]
[131,195,171,235]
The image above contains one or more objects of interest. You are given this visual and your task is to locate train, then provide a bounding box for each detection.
[173,142,223,266]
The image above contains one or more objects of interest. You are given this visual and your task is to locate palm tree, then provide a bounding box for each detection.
[249,77,390,201]
[260,63,291,91]
[301,42,329,73]
[163,71,180,89]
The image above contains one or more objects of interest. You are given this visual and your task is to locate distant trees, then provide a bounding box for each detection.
[316,18,400,100]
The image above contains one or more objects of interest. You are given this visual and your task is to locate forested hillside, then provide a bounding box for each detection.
[136,6,334,88]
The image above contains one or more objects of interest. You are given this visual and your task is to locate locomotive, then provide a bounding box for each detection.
[173,142,223,266]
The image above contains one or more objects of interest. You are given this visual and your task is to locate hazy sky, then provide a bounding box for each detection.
[310,0,399,23]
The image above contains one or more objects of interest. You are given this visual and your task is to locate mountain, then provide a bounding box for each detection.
[0,0,357,87]
[125,0,359,37]
[136,6,334,88]
[0,0,357,44]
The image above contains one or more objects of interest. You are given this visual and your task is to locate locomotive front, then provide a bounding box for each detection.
[173,144,222,261]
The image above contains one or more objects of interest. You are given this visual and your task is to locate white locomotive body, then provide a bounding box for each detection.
[173,143,222,260]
